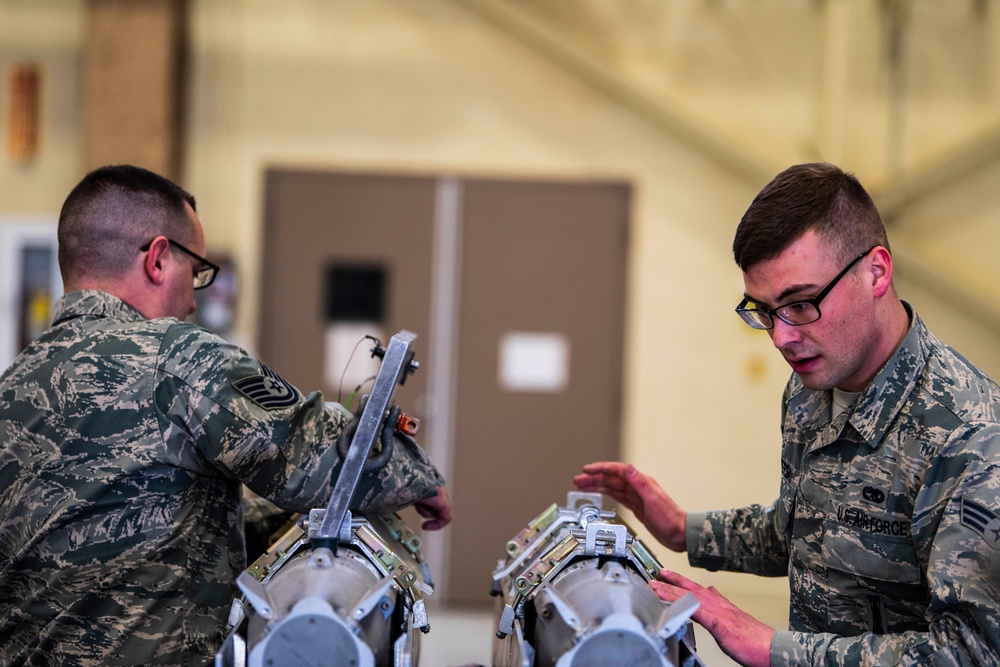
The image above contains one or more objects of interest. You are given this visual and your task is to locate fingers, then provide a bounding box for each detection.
[415,487,452,530]
[574,462,634,492]
[650,569,707,603]
[652,570,776,665]
[649,579,681,603]
[418,509,451,530]
[572,473,598,490]
[659,568,703,593]
[580,461,628,475]
[421,516,450,530]
[573,478,632,505]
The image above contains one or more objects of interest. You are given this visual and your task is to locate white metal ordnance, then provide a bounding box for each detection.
[491,492,706,667]
[216,510,432,667]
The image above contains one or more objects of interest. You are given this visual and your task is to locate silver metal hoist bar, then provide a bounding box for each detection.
[315,330,419,547]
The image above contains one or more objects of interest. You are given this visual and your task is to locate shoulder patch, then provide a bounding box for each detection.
[233,363,300,410]
[960,497,1000,551]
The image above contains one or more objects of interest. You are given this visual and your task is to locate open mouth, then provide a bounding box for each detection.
[786,355,819,374]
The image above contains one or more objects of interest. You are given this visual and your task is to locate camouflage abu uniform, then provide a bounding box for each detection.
[0,290,444,666]
[687,305,1000,665]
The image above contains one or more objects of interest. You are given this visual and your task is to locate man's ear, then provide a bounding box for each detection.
[143,236,171,286]
[870,246,893,298]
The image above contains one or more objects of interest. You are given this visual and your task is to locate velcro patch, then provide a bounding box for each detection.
[233,363,300,410]
[960,497,1000,551]
[862,485,888,507]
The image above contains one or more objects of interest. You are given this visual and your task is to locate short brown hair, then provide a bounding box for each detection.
[58,165,197,283]
[732,162,888,271]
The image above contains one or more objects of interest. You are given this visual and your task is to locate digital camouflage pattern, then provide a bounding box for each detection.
[0,290,445,666]
[687,306,1000,665]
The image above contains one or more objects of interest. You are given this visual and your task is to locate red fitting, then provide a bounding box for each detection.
[396,413,420,436]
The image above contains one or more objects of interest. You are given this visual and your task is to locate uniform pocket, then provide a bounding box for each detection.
[822,519,929,634]
[823,519,922,583]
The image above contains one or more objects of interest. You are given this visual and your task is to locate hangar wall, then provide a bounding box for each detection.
[5,0,1000,630]
[182,0,789,618]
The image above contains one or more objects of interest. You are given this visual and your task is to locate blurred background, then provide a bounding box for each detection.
[3,1,1000,664]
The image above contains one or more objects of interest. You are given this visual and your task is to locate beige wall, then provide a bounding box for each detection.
[6,0,1000,637]
[0,0,85,214]
[184,0,778,622]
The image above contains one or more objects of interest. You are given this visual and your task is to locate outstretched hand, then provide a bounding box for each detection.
[414,485,452,530]
[573,462,687,552]
[651,569,774,667]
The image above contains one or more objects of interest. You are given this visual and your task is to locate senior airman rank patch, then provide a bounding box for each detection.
[233,363,300,410]
[960,497,1000,550]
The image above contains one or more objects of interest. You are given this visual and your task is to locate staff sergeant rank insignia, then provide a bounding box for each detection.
[960,497,1000,550]
[233,363,300,410]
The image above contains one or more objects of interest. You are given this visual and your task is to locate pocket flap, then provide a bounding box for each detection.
[823,519,922,583]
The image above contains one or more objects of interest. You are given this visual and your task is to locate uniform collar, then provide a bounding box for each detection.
[786,302,929,451]
[52,290,147,326]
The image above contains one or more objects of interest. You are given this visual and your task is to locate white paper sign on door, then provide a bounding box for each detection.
[498,331,570,393]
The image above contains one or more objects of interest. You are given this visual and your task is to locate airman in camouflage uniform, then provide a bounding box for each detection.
[575,163,1000,665]
[0,165,450,666]
[688,306,1000,664]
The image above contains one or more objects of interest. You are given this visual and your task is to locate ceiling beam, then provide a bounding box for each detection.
[455,0,1000,335]
[872,123,1000,220]
[891,238,1000,334]
[455,0,776,187]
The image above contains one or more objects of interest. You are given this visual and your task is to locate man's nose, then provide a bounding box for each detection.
[769,317,801,349]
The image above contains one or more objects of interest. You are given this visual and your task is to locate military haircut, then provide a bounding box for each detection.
[58,164,198,284]
[732,162,889,272]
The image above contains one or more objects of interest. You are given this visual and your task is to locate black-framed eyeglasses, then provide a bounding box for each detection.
[735,246,877,330]
[140,238,220,290]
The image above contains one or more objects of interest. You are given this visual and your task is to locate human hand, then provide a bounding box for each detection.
[573,462,687,552]
[650,569,774,667]
[414,486,452,530]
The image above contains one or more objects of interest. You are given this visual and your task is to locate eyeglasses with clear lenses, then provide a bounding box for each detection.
[140,238,220,290]
[735,247,876,330]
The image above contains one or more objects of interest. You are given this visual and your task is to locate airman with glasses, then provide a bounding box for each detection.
[576,163,1000,666]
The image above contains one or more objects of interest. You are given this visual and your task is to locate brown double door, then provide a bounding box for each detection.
[261,169,629,605]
